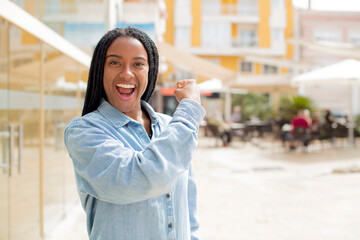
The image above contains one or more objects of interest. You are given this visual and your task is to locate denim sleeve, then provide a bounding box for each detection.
[188,162,201,240]
[64,99,206,205]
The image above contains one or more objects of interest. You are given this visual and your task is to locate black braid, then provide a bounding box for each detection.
[82,27,159,116]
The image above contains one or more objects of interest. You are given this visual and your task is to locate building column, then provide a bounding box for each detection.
[225,90,231,121]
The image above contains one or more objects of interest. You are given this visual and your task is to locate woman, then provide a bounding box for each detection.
[64,27,205,239]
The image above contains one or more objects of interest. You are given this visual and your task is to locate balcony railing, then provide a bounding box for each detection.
[203,1,258,16]
[43,1,105,15]
[231,36,258,47]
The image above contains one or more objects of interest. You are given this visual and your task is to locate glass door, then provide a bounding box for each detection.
[7,24,41,240]
[0,17,10,240]
[1,14,86,239]
[42,45,81,235]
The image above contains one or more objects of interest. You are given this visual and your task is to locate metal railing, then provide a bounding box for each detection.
[231,36,258,47]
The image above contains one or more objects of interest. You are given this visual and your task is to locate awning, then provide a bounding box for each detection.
[198,78,247,94]
[292,59,360,85]
[156,41,237,82]
[227,74,297,93]
[287,38,360,60]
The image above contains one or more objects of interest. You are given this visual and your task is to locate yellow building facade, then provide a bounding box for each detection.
[163,0,294,89]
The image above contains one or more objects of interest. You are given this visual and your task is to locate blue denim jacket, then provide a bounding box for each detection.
[64,99,206,240]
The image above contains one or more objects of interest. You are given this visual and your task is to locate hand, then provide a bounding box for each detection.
[174,79,201,104]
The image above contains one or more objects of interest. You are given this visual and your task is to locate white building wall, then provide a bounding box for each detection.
[298,10,360,116]
[269,0,286,54]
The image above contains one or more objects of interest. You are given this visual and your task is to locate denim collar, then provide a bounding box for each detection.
[97,98,159,128]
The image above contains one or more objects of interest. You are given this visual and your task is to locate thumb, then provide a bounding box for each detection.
[176,79,195,89]
[176,80,186,89]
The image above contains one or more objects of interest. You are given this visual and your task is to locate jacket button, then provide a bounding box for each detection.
[166,193,171,198]
[168,223,172,228]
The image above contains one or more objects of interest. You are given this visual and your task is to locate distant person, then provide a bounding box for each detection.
[303,109,312,126]
[207,109,232,146]
[323,109,337,139]
[286,109,311,150]
[64,27,205,239]
[324,109,335,125]
[230,105,242,123]
[310,111,322,140]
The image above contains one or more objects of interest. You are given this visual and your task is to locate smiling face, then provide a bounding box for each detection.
[103,37,149,117]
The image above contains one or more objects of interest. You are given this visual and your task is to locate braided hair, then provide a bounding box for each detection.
[82,27,159,116]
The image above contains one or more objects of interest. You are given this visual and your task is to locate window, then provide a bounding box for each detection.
[202,0,220,15]
[175,26,190,48]
[240,61,253,73]
[237,0,258,15]
[271,0,284,9]
[202,23,231,48]
[263,64,278,74]
[175,0,190,9]
[314,29,341,43]
[272,28,284,41]
[348,31,360,46]
[234,29,257,47]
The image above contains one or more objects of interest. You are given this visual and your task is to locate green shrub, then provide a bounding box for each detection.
[231,93,273,121]
[278,94,316,121]
[356,114,360,137]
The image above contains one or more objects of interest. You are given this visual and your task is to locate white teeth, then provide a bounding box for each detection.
[116,84,135,88]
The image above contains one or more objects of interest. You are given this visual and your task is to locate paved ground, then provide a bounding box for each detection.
[195,137,360,240]
[48,137,360,240]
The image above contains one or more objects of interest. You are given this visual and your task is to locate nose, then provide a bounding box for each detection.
[119,65,134,79]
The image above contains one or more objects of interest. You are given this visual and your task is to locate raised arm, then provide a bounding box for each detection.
[65,99,205,205]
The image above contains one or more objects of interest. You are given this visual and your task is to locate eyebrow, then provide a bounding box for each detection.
[106,54,147,61]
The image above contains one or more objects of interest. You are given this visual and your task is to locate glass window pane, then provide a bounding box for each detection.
[263,64,278,74]
[0,17,9,240]
[43,45,86,234]
[240,61,253,73]
[202,23,231,48]
[314,29,341,43]
[175,27,191,48]
[9,23,41,240]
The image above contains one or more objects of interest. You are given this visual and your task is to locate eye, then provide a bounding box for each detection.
[135,62,144,67]
[109,60,120,66]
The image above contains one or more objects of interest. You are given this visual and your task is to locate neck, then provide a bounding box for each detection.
[125,106,149,125]
[126,110,143,123]
[123,103,151,135]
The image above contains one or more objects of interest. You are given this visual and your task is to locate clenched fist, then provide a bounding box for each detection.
[174,79,201,105]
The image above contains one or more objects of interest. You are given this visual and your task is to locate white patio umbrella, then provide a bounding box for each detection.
[198,78,247,94]
[292,59,360,146]
[198,78,224,92]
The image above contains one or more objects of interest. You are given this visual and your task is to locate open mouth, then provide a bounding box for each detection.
[116,83,135,101]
